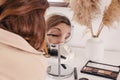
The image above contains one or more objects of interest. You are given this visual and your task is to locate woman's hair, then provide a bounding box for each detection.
[0,0,49,50]
[46,14,71,31]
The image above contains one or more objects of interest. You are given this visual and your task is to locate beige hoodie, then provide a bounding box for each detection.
[0,28,47,80]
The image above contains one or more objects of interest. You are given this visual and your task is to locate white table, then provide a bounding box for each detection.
[46,47,120,80]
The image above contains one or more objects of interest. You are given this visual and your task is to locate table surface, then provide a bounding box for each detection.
[46,47,120,80]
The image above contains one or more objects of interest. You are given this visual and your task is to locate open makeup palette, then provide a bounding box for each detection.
[81,60,120,80]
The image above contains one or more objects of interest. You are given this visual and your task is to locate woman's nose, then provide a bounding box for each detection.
[58,37,66,44]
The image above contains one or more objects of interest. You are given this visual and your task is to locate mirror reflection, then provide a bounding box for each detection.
[45,14,73,59]
[45,14,74,78]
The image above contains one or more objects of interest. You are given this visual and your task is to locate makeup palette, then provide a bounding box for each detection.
[81,60,120,80]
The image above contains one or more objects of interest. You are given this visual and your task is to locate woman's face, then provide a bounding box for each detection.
[47,23,71,44]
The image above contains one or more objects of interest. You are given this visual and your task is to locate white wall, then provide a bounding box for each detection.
[46,6,120,51]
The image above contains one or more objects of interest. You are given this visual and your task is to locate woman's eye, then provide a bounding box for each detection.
[65,34,71,39]
[47,34,60,37]
[65,36,69,39]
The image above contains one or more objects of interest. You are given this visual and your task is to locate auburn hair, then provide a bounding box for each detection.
[46,14,71,31]
[0,0,49,50]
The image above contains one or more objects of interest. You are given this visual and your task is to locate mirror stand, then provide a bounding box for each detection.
[47,44,73,79]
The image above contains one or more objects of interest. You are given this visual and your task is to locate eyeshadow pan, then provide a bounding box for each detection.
[83,67,87,70]
[111,72,117,78]
[104,70,112,75]
[86,67,92,71]
[84,67,93,73]
[92,68,98,73]
[98,70,104,74]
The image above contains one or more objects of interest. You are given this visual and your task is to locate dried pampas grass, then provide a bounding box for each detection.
[70,0,101,28]
[96,0,120,37]
[69,0,120,37]
[103,0,120,27]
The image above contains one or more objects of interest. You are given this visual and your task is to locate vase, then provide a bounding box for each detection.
[86,37,104,62]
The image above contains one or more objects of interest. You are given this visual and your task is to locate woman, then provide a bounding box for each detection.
[0,0,49,80]
[45,14,74,63]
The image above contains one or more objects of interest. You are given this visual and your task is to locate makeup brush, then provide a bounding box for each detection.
[43,39,50,58]
[48,48,66,59]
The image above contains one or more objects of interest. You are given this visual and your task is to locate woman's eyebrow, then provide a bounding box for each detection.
[52,28,61,32]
